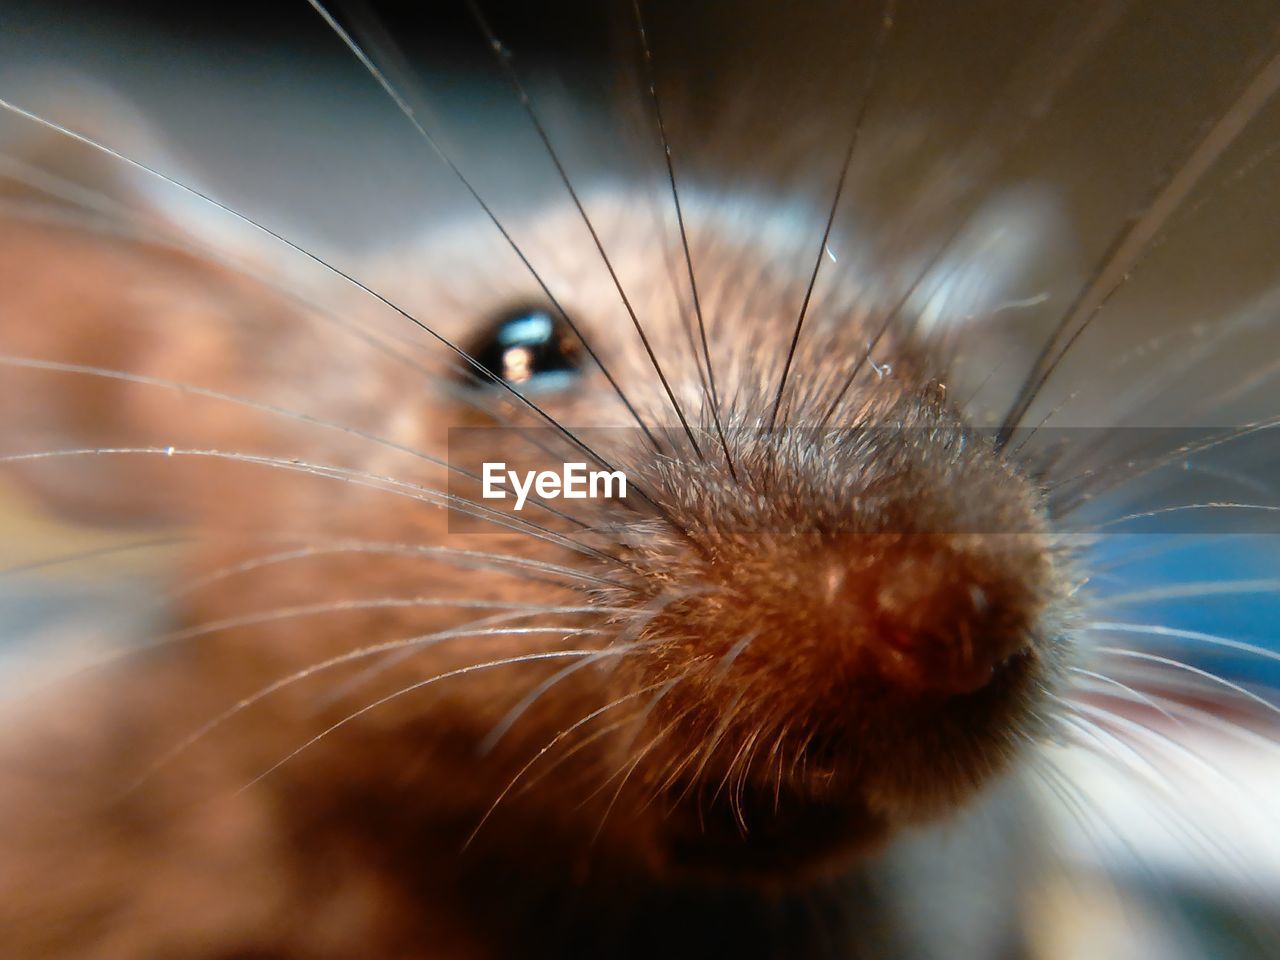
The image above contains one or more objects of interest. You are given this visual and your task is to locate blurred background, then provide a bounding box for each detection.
[1,1,1279,956]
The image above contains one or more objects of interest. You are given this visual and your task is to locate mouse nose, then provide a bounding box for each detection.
[824,535,1038,696]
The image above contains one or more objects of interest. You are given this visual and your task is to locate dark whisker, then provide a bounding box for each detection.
[1049,416,1280,516]
[767,0,896,433]
[304,1,665,464]
[0,97,662,511]
[995,42,1280,450]
[630,0,734,475]
[465,0,690,459]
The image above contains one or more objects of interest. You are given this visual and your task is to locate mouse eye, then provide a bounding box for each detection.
[462,308,584,392]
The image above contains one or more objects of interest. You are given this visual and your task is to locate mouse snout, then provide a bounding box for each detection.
[597,405,1068,871]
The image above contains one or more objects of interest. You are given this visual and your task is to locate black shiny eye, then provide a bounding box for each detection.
[463,308,584,392]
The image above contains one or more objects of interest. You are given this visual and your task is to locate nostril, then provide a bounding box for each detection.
[839,542,1036,697]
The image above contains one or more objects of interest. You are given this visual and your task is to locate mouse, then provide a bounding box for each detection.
[0,2,1276,958]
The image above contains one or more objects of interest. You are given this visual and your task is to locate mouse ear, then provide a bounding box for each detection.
[895,184,1078,423]
[0,79,316,526]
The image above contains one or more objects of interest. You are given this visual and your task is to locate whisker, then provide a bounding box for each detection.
[130,615,607,791]
[1055,705,1176,803]
[476,651,621,756]
[1018,284,1280,456]
[996,42,1280,449]
[463,681,668,850]
[1089,534,1248,573]
[630,0,727,471]
[0,446,619,564]
[0,536,187,578]
[1049,417,1280,515]
[5,349,680,539]
[815,263,931,432]
[161,597,613,647]
[303,0,669,465]
[0,355,598,522]
[712,630,759,679]
[170,539,625,600]
[514,674,690,810]
[1068,667,1182,727]
[1067,699,1280,897]
[3,161,660,485]
[1027,753,1127,876]
[1092,646,1280,719]
[237,648,634,794]
[1090,579,1280,606]
[668,690,748,807]
[821,5,1126,434]
[478,591,682,753]
[1085,502,1280,531]
[588,705,696,848]
[1122,691,1280,753]
[0,159,457,398]
[1069,698,1250,805]
[18,598,614,707]
[0,97,655,509]
[465,0,698,461]
[767,0,896,432]
[1053,721,1238,891]
[1088,620,1280,666]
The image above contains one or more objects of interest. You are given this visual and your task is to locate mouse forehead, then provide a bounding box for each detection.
[384,186,893,422]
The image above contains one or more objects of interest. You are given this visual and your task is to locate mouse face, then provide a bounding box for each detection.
[425,198,1070,874]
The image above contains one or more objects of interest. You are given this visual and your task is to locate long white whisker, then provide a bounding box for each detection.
[1087,502,1280,531]
[1068,666,1182,727]
[162,598,613,646]
[1093,647,1280,718]
[238,648,636,793]
[0,96,641,497]
[1091,579,1280,606]
[476,592,679,754]
[0,446,617,563]
[135,621,625,792]
[1088,620,1280,666]
[170,540,624,600]
[463,681,669,850]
